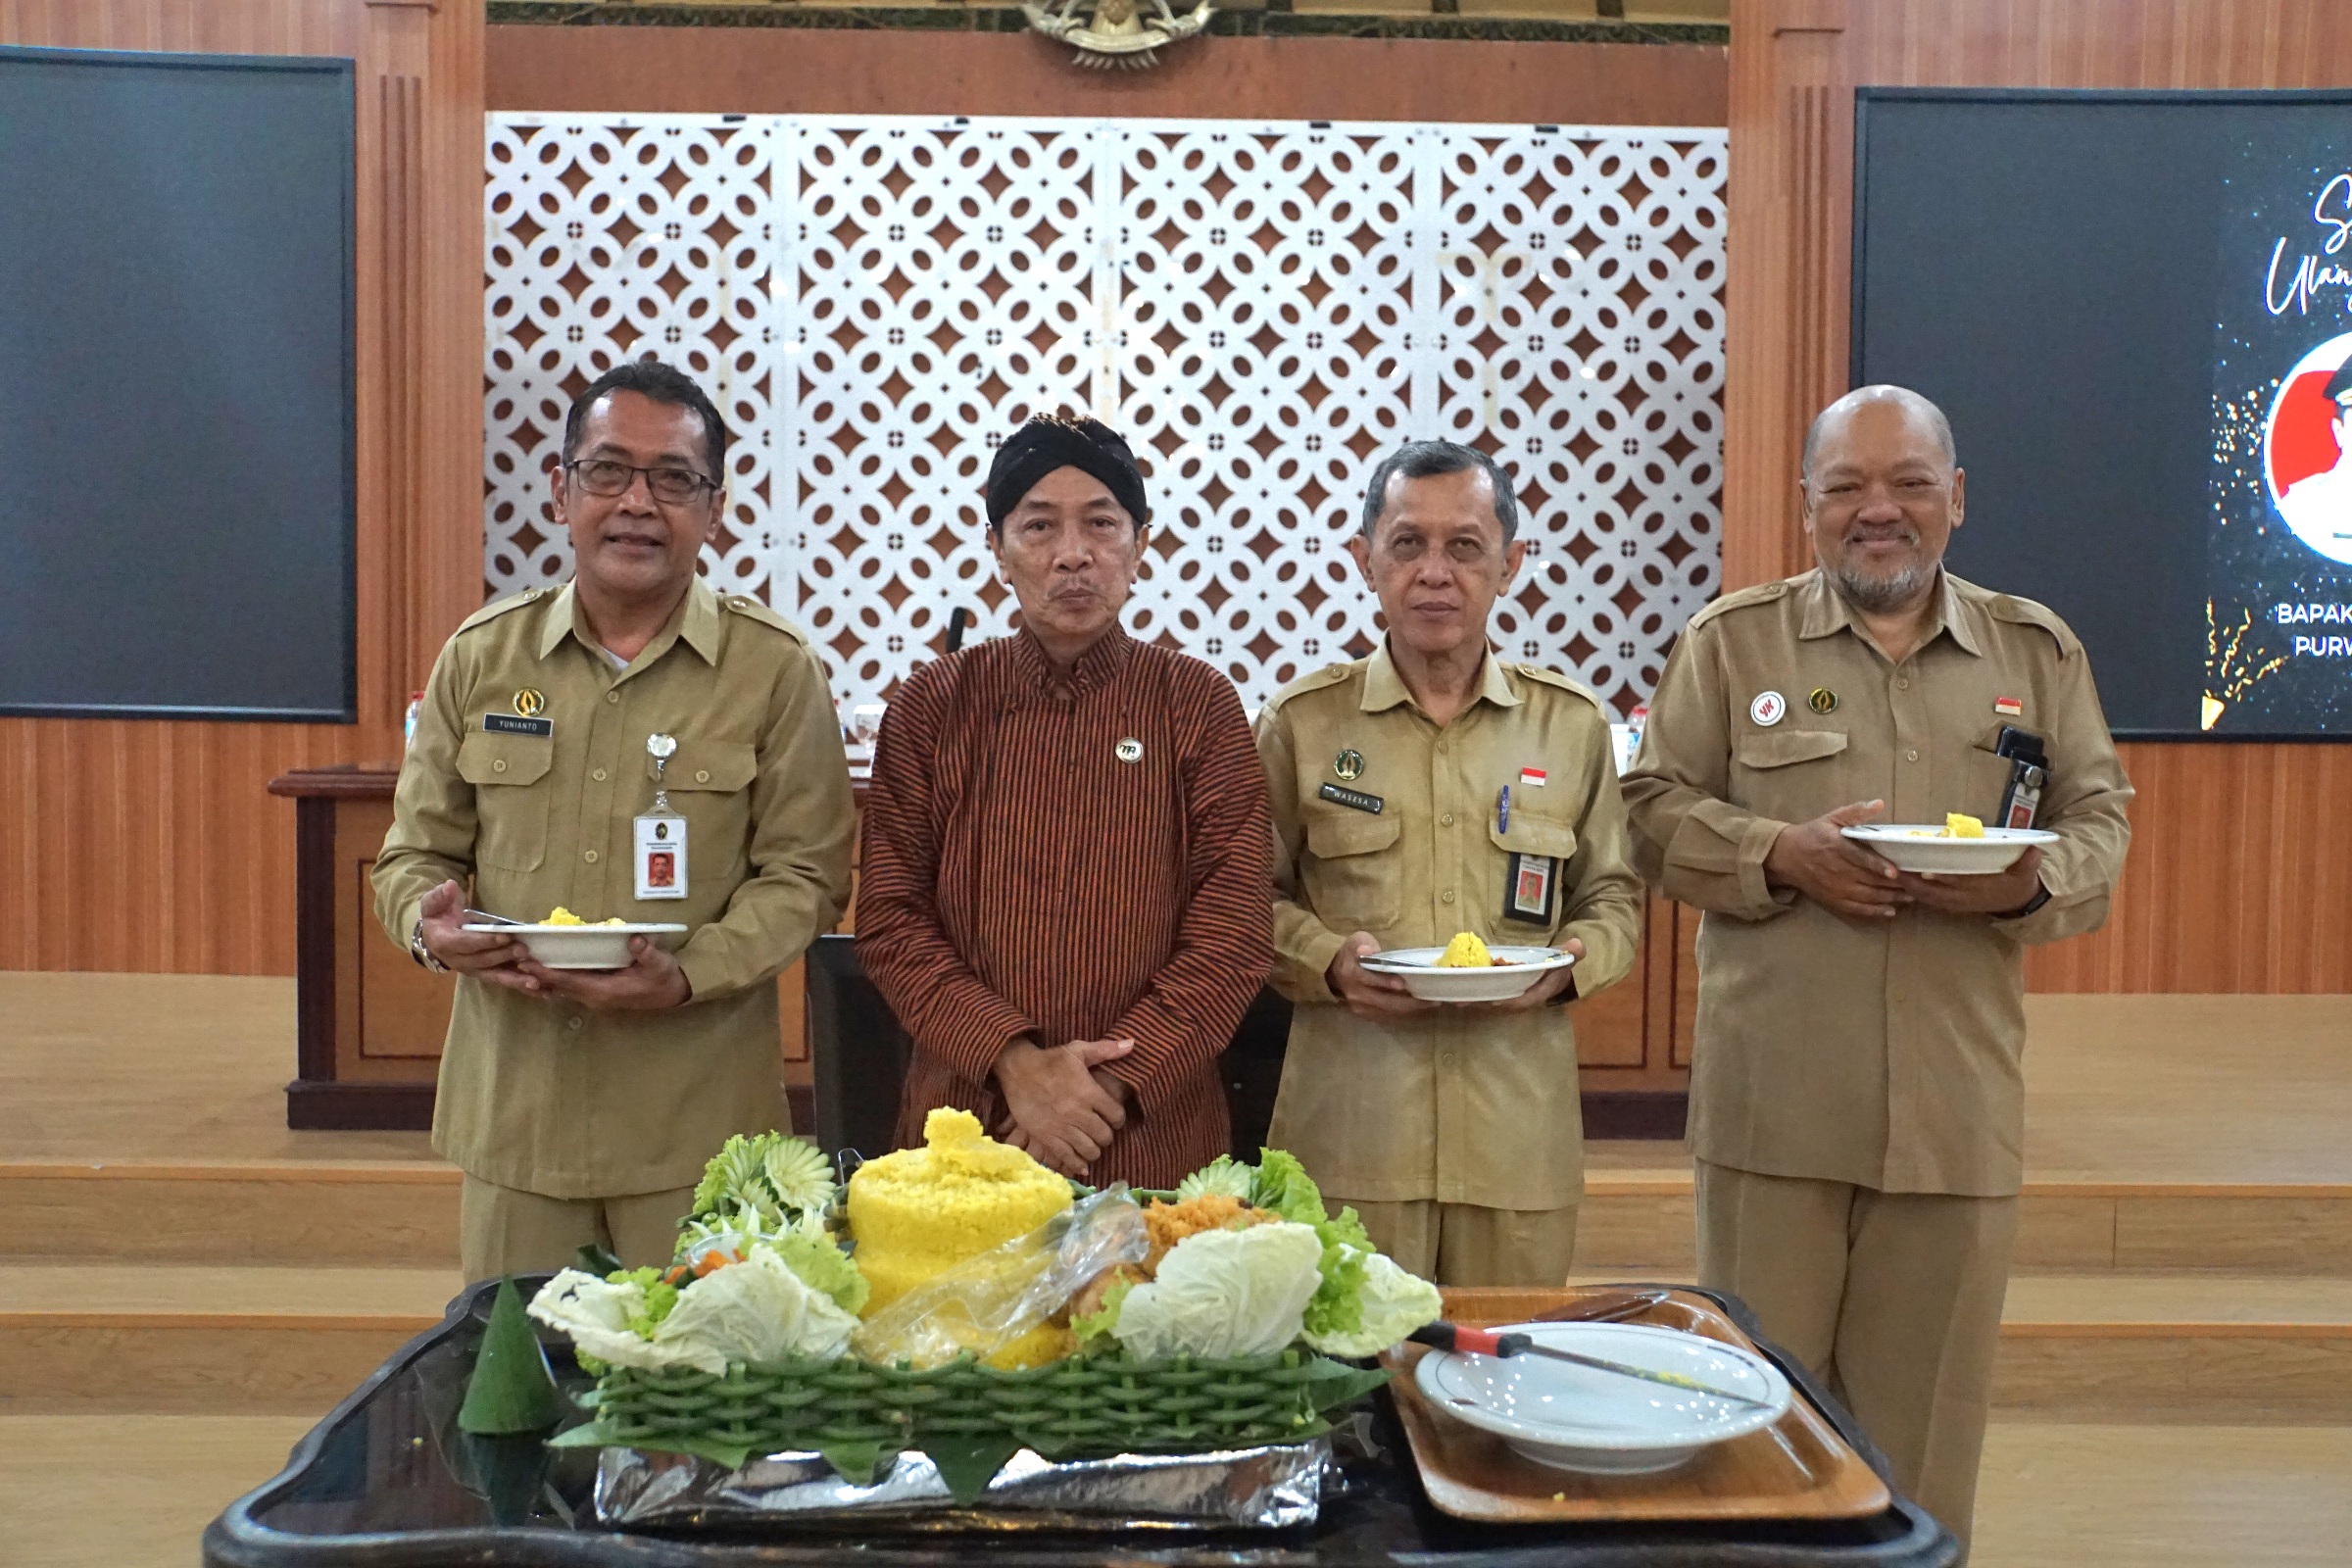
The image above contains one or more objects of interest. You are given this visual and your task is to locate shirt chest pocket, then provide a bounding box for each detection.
[1489,811,1578,931]
[650,742,759,872]
[1302,811,1402,934]
[458,731,554,872]
[1731,727,1850,822]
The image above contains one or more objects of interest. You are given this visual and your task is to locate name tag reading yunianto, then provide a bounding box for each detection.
[482,711,553,739]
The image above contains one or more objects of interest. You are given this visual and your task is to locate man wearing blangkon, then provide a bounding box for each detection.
[376,359,855,1280]
[1621,386,2132,1547]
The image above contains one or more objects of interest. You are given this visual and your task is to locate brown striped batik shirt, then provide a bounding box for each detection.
[856,625,1274,1189]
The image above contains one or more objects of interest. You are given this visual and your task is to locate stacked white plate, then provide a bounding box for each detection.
[1415,1320,1792,1474]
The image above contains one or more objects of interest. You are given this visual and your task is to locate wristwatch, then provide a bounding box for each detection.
[411,918,450,973]
[2014,884,2052,917]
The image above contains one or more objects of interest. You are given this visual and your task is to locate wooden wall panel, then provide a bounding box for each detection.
[485,26,1729,124]
[1727,0,2352,994]
[0,0,484,975]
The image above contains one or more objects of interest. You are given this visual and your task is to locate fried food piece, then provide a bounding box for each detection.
[1944,812,1986,839]
[544,906,587,926]
[1142,1195,1271,1274]
[1068,1261,1149,1323]
[1435,931,1492,968]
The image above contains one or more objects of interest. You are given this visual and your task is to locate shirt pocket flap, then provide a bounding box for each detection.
[658,742,757,792]
[1491,813,1578,859]
[1734,728,1850,769]
[1306,812,1401,858]
[457,730,554,787]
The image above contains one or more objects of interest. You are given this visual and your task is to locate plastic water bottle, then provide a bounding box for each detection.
[404,692,423,752]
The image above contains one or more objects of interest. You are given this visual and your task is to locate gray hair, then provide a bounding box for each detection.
[1800,385,1956,488]
[1359,440,1522,543]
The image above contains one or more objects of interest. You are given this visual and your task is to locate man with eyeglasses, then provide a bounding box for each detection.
[1256,440,1644,1286]
[375,358,854,1280]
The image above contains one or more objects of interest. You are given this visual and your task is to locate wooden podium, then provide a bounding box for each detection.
[268,765,447,1129]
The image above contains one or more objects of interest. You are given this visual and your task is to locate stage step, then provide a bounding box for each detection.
[1576,1170,2352,1276]
[1994,1272,2352,1421]
[0,1160,461,1268]
[0,1264,460,1415]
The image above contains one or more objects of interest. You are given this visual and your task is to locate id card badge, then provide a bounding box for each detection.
[634,732,688,900]
[1502,853,1557,926]
[635,808,688,900]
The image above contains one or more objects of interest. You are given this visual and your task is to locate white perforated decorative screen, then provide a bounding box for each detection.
[485,114,1724,718]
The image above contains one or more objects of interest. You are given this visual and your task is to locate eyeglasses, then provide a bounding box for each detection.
[565,459,718,506]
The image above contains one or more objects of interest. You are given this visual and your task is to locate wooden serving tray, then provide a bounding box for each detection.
[1384,1286,1892,1526]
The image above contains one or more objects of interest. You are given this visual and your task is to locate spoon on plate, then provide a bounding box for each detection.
[1407,1320,1778,1409]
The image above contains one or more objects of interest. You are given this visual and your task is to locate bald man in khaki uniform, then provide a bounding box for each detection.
[1622,387,2132,1547]
[1260,441,1644,1286]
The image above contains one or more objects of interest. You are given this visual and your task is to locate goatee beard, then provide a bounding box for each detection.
[1831,558,1937,614]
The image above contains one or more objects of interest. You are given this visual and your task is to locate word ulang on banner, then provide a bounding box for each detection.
[484,114,1725,716]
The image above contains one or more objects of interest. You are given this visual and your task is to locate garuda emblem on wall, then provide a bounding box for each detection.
[1022,0,1215,70]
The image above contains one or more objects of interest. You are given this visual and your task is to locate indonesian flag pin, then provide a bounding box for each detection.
[1994,696,2024,717]
[1519,766,1547,788]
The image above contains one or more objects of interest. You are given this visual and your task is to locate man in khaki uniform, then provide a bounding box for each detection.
[1259,441,1645,1286]
[1622,386,2132,1546]
[376,360,854,1280]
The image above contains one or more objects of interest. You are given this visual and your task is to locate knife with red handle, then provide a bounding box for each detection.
[1406,1321,1777,1409]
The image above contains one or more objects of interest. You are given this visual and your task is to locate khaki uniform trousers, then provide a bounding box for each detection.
[1340,1199,1579,1289]
[460,1176,698,1282]
[1695,1160,2017,1552]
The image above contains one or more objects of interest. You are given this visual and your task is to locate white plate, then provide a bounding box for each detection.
[1358,946,1575,1004]
[461,921,688,970]
[1839,824,2058,875]
[1415,1321,1792,1475]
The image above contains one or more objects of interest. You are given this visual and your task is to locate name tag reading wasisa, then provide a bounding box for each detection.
[482,712,553,739]
[1318,782,1385,814]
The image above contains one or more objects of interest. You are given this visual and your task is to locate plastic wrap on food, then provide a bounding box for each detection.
[851,1187,1148,1369]
[594,1439,1329,1532]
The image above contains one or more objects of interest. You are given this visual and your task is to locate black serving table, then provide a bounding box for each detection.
[204,1278,1958,1568]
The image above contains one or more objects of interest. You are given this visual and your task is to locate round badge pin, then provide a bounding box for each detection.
[1334,748,1366,781]
[1749,690,1787,728]
[1114,737,1145,764]
[1808,687,1838,714]
[513,688,547,718]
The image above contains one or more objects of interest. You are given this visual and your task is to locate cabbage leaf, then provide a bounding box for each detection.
[1109,1222,1325,1361]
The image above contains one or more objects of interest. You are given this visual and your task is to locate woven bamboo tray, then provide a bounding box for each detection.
[1386,1286,1891,1525]
[584,1348,1388,1470]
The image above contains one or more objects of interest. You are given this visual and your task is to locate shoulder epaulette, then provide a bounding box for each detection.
[455,586,550,634]
[1261,661,1357,715]
[721,594,812,647]
[1982,591,2082,658]
[1683,578,1793,633]
[1512,662,1609,716]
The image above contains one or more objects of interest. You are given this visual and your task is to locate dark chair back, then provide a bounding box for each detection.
[803,932,1292,1161]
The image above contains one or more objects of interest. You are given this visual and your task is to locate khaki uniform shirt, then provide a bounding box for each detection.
[1256,644,1646,1211]
[373,578,856,1200]
[1621,569,2133,1197]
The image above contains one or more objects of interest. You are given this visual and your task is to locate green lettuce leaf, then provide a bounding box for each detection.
[1070,1275,1134,1346]
[606,1267,680,1340]
[1300,1206,1373,1340]
[1303,1250,1443,1358]
[1250,1148,1329,1226]
[771,1221,870,1315]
